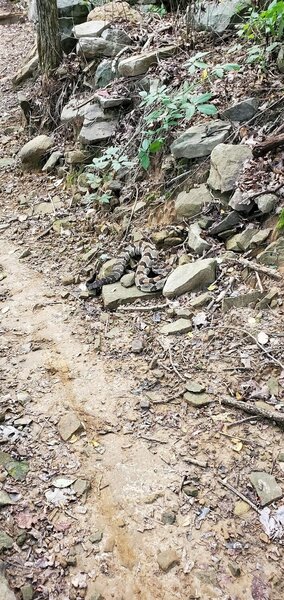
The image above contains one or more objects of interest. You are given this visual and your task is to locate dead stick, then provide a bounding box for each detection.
[227,415,261,428]
[168,344,186,382]
[117,303,167,312]
[238,257,281,281]
[140,435,167,444]
[218,478,260,514]
[183,456,208,468]
[221,396,284,427]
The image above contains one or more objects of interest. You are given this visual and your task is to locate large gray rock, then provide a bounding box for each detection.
[193,0,250,34]
[207,144,252,193]
[187,223,211,255]
[94,59,116,88]
[222,291,264,312]
[175,184,212,218]
[79,120,117,144]
[19,135,53,167]
[29,1,88,51]
[171,120,231,159]
[160,319,192,335]
[12,55,38,86]
[256,193,278,214]
[229,189,254,213]
[209,211,242,236]
[77,37,124,58]
[257,238,284,267]
[163,258,217,299]
[249,471,282,506]
[88,1,141,24]
[226,227,270,252]
[118,46,177,77]
[61,99,104,125]
[102,283,159,309]
[221,98,259,122]
[58,412,82,441]
[102,28,133,46]
[0,574,17,600]
[57,0,89,19]
[73,20,110,39]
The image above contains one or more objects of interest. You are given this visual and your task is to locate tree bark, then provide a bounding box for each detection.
[36,0,62,74]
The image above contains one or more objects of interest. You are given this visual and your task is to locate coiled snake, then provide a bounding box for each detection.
[86,240,170,293]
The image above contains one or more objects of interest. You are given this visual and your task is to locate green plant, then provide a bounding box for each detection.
[276,208,284,231]
[147,3,167,16]
[81,147,135,206]
[91,146,135,172]
[245,41,280,66]
[138,83,217,169]
[185,52,241,79]
[238,0,284,40]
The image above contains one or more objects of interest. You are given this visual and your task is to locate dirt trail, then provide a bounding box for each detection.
[1,237,190,599]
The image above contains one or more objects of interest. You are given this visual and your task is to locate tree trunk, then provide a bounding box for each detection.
[36,0,62,74]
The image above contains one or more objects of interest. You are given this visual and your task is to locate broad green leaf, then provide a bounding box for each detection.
[222,63,241,71]
[149,139,164,153]
[197,104,217,115]
[194,61,209,69]
[142,139,150,151]
[139,151,150,170]
[212,67,224,78]
[185,104,196,120]
[192,92,213,105]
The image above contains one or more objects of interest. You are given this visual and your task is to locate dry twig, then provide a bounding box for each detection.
[218,478,260,513]
[221,396,284,428]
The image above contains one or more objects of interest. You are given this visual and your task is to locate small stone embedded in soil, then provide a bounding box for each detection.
[73,479,91,496]
[131,337,144,353]
[161,510,176,525]
[140,398,150,410]
[19,248,31,259]
[157,549,180,572]
[5,459,29,481]
[249,471,283,506]
[183,485,199,497]
[89,530,103,543]
[234,500,250,516]
[0,573,17,600]
[61,275,74,285]
[267,377,279,397]
[278,452,284,462]
[160,318,192,335]
[103,535,115,553]
[0,491,15,506]
[183,391,212,407]
[0,530,14,550]
[58,412,82,441]
[21,584,33,600]
[185,381,205,393]
[228,562,241,577]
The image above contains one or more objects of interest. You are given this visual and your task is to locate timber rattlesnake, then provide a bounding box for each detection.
[86,241,170,293]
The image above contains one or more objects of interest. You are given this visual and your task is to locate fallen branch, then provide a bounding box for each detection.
[117,303,168,312]
[253,133,284,157]
[218,478,260,513]
[227,415,261,428]
[221,396,284,428]
[237,257,282,281]
[183,456,208,468]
